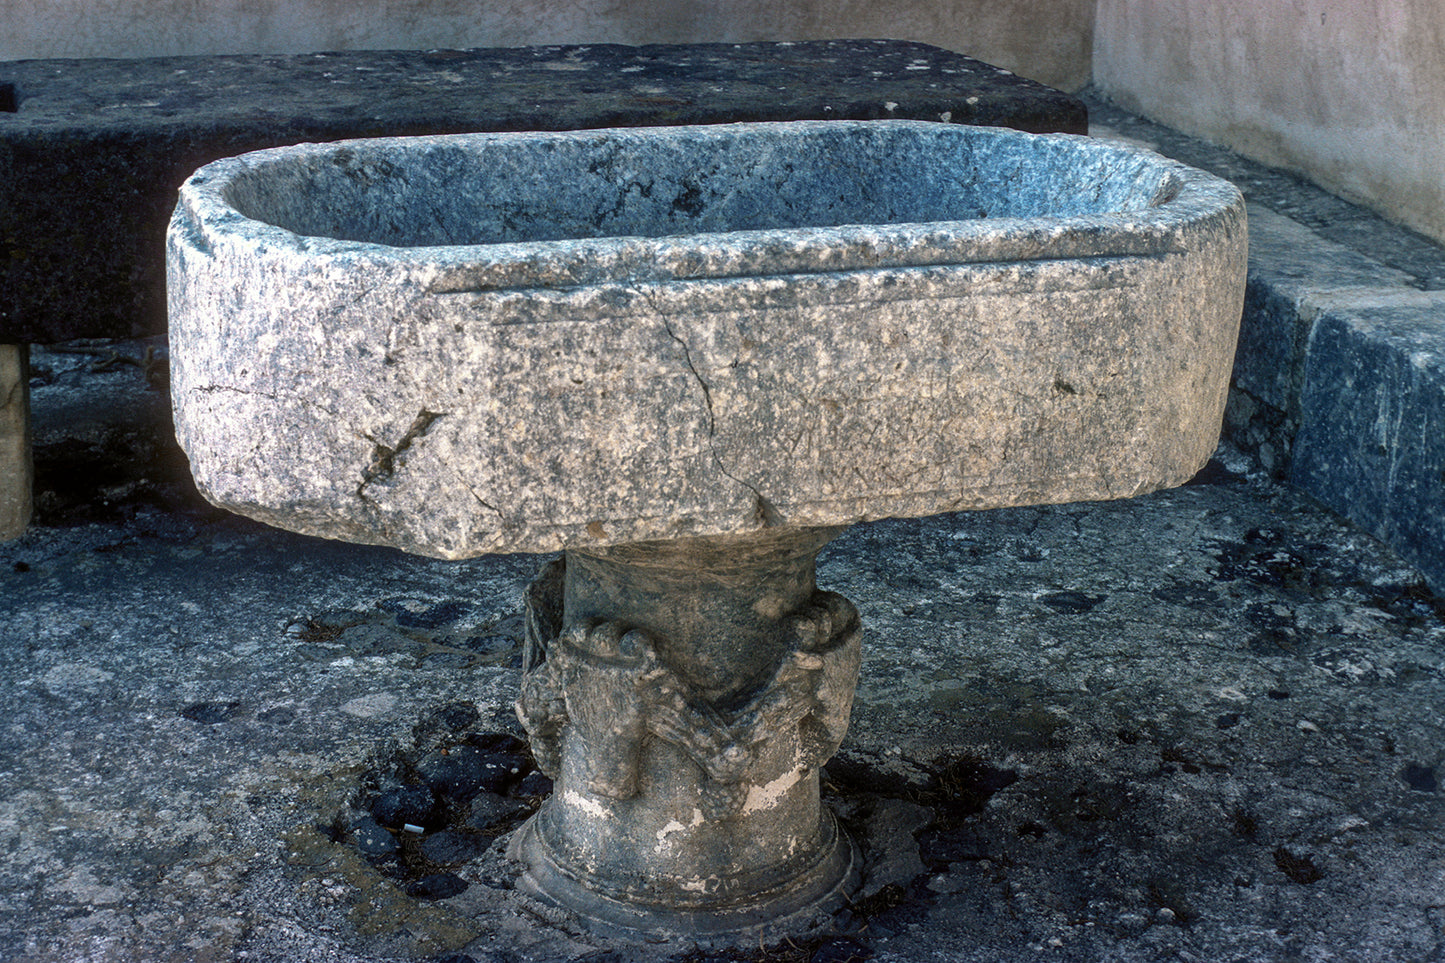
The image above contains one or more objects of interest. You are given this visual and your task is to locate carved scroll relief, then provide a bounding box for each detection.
[516,558,862,820]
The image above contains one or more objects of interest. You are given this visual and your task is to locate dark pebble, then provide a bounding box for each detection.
[1215,712,1241,729]
[420,830,492,865]
[372,784,436,829]
[512,770,553,798]
[468,792,531,831]
[180,701,244,724]
[351,816,398,857]
[1402,762,1439,793]
[406,872,469,900]
[419,746,523,800]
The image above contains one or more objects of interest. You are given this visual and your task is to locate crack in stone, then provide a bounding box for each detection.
[657,313,717,438]
[463,484,505,521]
[193,383,347,421]
[645,291,783,527]
[356,409,446,501]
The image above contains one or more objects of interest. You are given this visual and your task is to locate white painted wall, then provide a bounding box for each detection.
[0,0,1094,92]
[1095,0,1445,244]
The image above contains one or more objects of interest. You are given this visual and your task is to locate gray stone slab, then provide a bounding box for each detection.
[0,40,1086,344]
[1290,292,1445,594]
[168,120,1245,558]
[1234,207,1415,415]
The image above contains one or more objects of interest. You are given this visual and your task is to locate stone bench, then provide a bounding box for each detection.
[0,39,1087,538]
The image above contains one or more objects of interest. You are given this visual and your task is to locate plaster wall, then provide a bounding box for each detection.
[1095,0,1445,245]
[0,0,1093,91]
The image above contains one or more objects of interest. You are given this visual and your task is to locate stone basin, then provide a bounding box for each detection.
[167,120,1246,942]
[168,120,1245,560]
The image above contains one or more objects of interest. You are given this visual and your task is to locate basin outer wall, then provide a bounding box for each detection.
[167,122,1247,560]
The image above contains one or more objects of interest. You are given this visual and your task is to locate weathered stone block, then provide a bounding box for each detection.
[1291,293,1445,593]
[0,344,31,538]
[1234,207,1414,417]
[168,120,1246,558]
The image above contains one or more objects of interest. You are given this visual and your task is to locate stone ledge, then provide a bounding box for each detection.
[0,40,1085,345]
[1236,214,1445,596]
[1084,93,1445,595]
[1291,295,1445,595]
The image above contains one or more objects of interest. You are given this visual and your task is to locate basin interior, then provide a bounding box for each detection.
[221,123,1181,248]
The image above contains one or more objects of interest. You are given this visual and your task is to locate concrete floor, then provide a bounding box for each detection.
[2,335,1442,963]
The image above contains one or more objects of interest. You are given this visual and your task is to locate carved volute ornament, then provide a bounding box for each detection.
[510,528,863,939]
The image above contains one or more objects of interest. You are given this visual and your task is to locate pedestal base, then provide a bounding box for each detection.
[509,806,858,943]
[512,527,862,942]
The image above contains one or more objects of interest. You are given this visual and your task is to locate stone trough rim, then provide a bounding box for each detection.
[170,119,1242,294]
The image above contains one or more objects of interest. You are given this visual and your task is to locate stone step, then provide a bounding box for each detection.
[1086,95,1445,595]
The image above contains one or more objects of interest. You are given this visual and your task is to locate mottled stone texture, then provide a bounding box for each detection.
[168,120,1246,558]
[0,345,30,537]
[511,529,861,938]
[1291,295,1445,595]
[0,40,1085,344]
[1232,208,1417,422]
[1086,95,1445,596]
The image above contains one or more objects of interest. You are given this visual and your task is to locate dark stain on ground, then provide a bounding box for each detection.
[32,429,207,526]
[291,605,523,666]
[1038,590,1107,614]
[1208,527,1336,595]
[1401,762,1439,793]
[1273,846,1325,884]
[827,752,1017,878]
[1183,458,1243,487]
[179,700,246,724]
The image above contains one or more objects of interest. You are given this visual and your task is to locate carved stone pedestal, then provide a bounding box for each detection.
[511,527,862,941]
